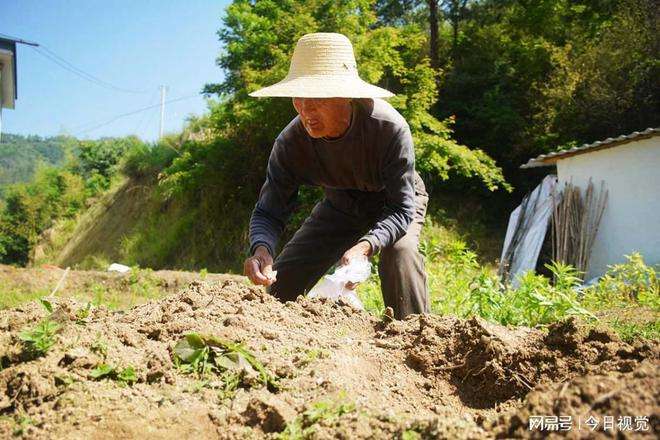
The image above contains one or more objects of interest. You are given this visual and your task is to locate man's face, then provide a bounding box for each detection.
[292,97,352,138]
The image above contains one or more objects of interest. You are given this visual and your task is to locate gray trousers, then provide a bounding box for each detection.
[268,175,429,319]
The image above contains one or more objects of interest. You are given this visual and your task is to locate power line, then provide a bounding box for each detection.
[31,46,149,94]
[75,93,202,135]
[0,32,149,94]
[133,90,159,134]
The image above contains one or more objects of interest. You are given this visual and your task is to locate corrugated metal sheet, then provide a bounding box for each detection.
[520,127,660,168]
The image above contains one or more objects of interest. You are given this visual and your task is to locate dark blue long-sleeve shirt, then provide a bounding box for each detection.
[249,98,417,256]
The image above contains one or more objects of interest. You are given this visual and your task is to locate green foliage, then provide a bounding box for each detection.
[38,297,54,313]
[174,333,280,392]
[0,135,147,265]
[359,233,658,337]
[278,393,356,439]
[75,302,92,323]
[0,133,70,190]
[91,335,108,359]
[122,136,178,179]
[75,136,141,180]
[435,0,658,182]
[19,319,60,356]
[0,166,86,264]
[90,364,138,385]
[10,414,35,437]
[582,253,659,308]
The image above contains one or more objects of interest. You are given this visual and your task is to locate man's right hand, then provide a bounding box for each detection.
[244,245,277,286]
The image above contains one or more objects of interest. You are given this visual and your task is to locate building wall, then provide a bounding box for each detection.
[556,136,660,279]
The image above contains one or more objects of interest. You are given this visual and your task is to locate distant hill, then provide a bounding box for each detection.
[0,133,72,190]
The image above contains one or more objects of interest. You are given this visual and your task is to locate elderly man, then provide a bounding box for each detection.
[243,32,429,319]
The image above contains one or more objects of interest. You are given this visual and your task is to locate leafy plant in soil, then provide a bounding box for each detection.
[277,394,356,440]
[90,364,138,385]
[173,333,280,394]
[75,302,92,324]
[19,320,60,357]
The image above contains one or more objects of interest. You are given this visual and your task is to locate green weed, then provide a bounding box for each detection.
[12,414,34,437]
[174,333,280,392]
[277,394,356,439]
[75,302,92,323]
[90,363,137,385]
[402,430,422,440]
[19,320,60,356]
[90,334,108,359]
[358,239,658,340]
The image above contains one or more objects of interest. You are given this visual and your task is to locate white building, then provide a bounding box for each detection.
[522,128,659,279]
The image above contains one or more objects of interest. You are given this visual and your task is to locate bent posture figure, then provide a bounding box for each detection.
[243,33,428,319]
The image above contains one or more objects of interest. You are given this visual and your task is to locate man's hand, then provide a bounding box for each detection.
[340,241,372,290]
[244,245,277,286]
[340,240,372,266]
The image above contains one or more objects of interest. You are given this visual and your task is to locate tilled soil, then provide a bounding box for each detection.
[0,280,657,439]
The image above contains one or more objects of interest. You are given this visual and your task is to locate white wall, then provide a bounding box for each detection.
[556,136,660,279]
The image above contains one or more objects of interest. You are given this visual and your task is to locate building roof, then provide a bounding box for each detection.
[520,127,660,168]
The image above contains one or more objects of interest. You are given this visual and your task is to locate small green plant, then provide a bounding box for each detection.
[583,253,659,307]
[174,333,280,392]
[91,334,108,359]
[11,414,34,436]
[117,366,138,384]
[19,320,60,356]
[54,374,76,386]
[38,297,54,313]
[89,363,115,379]
[75,302,92,323]
[277,394,356,439]
[90,363,137,385]
[402,430,422,440]
[294,348,330,368]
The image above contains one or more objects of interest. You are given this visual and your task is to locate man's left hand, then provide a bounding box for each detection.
[340,240,372,266]
[340,241,372,290]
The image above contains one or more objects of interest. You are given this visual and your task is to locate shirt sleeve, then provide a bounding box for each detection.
[249,140,299,256]
[359,124,416,254]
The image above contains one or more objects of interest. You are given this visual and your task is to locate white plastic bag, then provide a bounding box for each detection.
[108,263,131,274]
[307,257,371,310]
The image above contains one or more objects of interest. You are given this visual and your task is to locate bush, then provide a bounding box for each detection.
[122,138,178,179]
[359,237,657,335]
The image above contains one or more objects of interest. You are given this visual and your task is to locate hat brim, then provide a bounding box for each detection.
[249,75,394,98]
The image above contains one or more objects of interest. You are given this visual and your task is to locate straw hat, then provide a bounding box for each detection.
[249,32,394,98]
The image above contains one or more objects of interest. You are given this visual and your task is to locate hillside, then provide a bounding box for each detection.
[0,134,70,191]
[42,177,157,269]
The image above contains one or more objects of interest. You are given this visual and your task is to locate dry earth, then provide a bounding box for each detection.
[0,280,658,439]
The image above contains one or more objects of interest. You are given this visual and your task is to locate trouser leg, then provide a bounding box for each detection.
[378,174,429,319]
[268,200,363,302]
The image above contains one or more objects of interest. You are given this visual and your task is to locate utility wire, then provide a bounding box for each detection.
[30,46,149,94]
[0,32,149,94]
[75,93,201,135]
[133,90,159,134]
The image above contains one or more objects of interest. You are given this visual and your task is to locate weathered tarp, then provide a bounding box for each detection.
[499,175,557,287]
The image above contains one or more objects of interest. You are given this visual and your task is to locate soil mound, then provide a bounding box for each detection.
[0,280,657,439]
